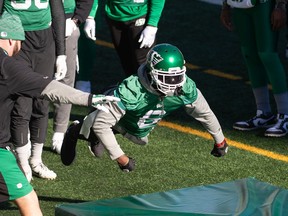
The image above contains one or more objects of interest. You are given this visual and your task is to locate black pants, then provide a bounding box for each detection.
[11,27,55,146]
[106,15,155,77]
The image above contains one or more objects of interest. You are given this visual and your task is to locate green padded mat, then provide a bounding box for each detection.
[55,177,288,216]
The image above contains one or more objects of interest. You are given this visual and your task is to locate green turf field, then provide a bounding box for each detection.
[1,0,288,215]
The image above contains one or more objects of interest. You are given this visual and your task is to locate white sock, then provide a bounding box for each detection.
[15,143,31,170]
[30,143,44,165]
[52,132,64,141]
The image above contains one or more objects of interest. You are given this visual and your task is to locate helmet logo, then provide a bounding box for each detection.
[149,51,163,68]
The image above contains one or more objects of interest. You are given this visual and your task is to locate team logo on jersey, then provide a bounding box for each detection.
[148,51,163,67]
[135,18,145,26]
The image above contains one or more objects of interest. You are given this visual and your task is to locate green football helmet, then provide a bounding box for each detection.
[146,43,186,96]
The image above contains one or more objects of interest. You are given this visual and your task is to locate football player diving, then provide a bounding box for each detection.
[60,43,229,172]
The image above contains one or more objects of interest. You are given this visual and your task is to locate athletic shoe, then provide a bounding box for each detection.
[264,114,288,137]
[51,132,64,154]
[88,141,105,158]
[60,120,81,166]
[31,163,57,180]
[233,110,276,131]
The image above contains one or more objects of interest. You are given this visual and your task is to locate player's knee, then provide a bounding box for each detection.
[241,46,259,64]
[258,51,279,66]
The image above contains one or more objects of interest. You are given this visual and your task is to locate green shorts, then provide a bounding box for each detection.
[0,148,33,202]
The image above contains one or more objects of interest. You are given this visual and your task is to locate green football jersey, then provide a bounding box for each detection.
[63,0,76,14]
[4,0,51,31]
[90,0,165,27]
[115,75,198,138]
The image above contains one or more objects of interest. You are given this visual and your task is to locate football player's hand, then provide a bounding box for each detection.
[271,2,286,30]
[84,17,96,40]
[65,18,77,37]
[211,139,228,157]
[138,26,157,48]
[91,95,120,112]
[118,156,136,172]
[220,4,233,31]
[54,55,67,81]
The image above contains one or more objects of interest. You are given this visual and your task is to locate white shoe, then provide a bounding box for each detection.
[264,114,288,137]
[51,132,64,154]
[31,163,57,180]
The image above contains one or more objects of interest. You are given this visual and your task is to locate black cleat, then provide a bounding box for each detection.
[61,120,81,166]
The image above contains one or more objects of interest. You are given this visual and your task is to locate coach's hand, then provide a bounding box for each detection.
[138,26,157,48]
[211,139,228,157]
[54,55,67,81]
[84,17,96,40]
[65,18,77,37]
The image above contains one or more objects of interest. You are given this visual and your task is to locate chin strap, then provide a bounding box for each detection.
[174,86,183,96]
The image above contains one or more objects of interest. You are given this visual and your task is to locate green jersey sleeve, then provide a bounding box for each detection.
[89,0,98,17]
[105,0,165,26]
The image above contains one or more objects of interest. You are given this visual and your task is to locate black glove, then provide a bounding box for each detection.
[211,140,228,157]
[118,157,136,172]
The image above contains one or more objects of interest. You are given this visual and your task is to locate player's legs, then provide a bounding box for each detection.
[14,190,43,216]
[76,25,97,93]
[10,40,34,181]
[252,1,288,136]
[30,98,57,180]
[0,147,42,215]
[52,27,80,154]
[11,95,33,182]
[131,16,155,74]
[106,16,145,77]
[26,28,57,179]
[232,6,275,131]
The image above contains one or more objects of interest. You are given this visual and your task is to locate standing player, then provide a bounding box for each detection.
[76,0,166,92]
[2,0,66,181]
[61,43,229,171]
[221,0,288,137]
[51,0,95,154]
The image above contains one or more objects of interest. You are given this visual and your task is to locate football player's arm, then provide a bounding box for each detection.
[138,0,165,48]
[221,0,233,31]
[271,0,287,30]
[82,0,98,40]
[72,0,95,25]
[50,0,67,80]
[88,0,98,18]
[50,0,65,56]
[185,89,225,143]
[92,102,135,171]
[147,0,165,27]
[40,80,93,106]
[185,89,228,157]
